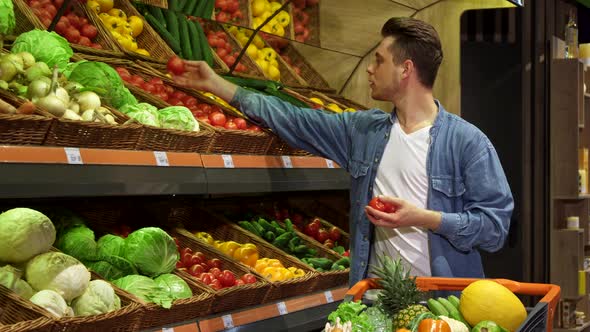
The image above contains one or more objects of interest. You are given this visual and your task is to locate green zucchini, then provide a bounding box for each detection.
[178,16,193,60]
[147,5,166,26]
[194,0,208,18]
[167,0,179,11]
[185,0,200,16]
[201,0,216,19]
[187,19,203,60]
[144,13,182,54]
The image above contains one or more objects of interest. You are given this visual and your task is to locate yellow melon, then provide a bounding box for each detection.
[460,280,527,332]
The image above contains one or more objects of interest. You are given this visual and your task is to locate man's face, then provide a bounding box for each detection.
[367,37,404,101]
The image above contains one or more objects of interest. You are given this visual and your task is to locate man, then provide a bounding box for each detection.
[173,17,513,286]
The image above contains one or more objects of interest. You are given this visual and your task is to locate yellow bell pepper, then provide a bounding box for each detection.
[262,266,286,282]
[267,259,284,268]
[255,258,269,273]
[194,232,215,245]
[218,241,242,257]
[287,267,305,278]
[233,246,259,267]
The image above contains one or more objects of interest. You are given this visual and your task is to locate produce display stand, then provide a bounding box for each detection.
[346,277,561,332]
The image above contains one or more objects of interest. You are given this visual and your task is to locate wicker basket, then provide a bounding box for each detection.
[209,204,349,290]
[136,273,215,330]
[0,90,52,146]
[170,230,272,313]
[171,210,320,302]
[266,136,312,156]
[292,1,320,47]
[134,0,169,9]
[0,285,55,332]
[12,0,123,57]
[323,93,370,111]
[279,43,331,91]
[82,0,176,63]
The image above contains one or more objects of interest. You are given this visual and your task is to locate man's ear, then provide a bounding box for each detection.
[402,59,413,79]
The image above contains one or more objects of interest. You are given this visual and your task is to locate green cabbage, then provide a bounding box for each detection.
[113,275,174,308]
[97,234,125,258]
[119,103,161,127]
[0,0,15,36]
[85,255,137,281]
[158,106,199,131]
[25,252,91,302]
[123,227,178,278]
[30,289,73,318]
[68,61,138,109]
[154,274,192,300]
[14,279,34,299]
[55,225,97,261]
[0,208,56,263]
[71,280,121,316]
[11,30,72,71]
[0,265,34,299]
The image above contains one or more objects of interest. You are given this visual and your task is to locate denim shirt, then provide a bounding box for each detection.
[231,87,514,286]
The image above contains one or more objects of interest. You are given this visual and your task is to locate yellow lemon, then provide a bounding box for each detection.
[256,59,269,73]
[107,8,127,20]
[344,107,356,112]
[267,65,280,81]
[253,34,265,49]
[238,35,250,46]
[86,0,101,14]
[326,103,343,113]
[251,0,268,17]
[269,1,282,12]
[96,0,113,13]
[135,48,150,56]
[228,25,239,36]
[277,10,290,27]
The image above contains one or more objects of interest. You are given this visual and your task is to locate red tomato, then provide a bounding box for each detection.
[206,258,223,270]
[224,120,238,130]
[191,253,206,266]
[156,91,169,101]
[223,55,236,66]
[209,111,227,127]
[194,252,207,264]
[167,56,186,75]
[368,197,396,213]
[189,264,205,276]
[316,229,329,243]
[234,279,245,286]
[64,27,81,43]
[116,67,130,75]
[240,273,257,284]
[149,77,164,86]
[248,125,261,131]
[55,21,68,34]
[164,85,175,95]
[216,47,228,59]
[171,90,187,100]
[219,270,236,287]
[175,260,184,268]
[328,226,341,242]
[78,36,92,46]
[201,104,212,114]
[208,267,222,279]
[209,278,223,290]
[233,117,247,130]
[200,272,214,285]
[182,252,194,266]
[130,75,145,86]
[197,116,210,125]
[81,24,98,39]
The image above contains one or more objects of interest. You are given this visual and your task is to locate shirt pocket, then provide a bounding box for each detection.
[431,176,466,197]
[349,160,370,179]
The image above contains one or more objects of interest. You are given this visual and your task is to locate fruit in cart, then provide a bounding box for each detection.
[459,280,527,332]
[471,320,509,332]
[372,254,429,329]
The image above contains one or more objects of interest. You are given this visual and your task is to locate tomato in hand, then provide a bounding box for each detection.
[167,56,186,75]
[368,197,396,213]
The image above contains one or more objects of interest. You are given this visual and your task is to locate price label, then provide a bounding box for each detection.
[153,151,169,166]
[324,290,334,303]
[277,301,288,315]
[325,159,335,168]
[281,156,293,168]
[222,314,234,328]
[222,155,234,168]
[161,328,174,332]
[64,147,83,164]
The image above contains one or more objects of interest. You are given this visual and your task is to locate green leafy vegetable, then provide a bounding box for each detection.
[0,0,15,49]
[30,289,73,318]
[119,103,161,127]
[123,227,179,278]
[71,280,121,316]
[158,106,199,131]
[327,301,372,332]
[25,252,91,302]
[113,274,174,308]
[97,234,125,258]
[0,207,56,263]
[11,30,72,71]
[154,274,192,300]
[68,61,138,109]
[55,225,97,261]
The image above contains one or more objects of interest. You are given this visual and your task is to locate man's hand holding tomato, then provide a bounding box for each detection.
[365,195,442,231]
[169,58,238,103]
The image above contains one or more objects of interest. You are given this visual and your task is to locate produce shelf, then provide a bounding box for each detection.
[147,286,348,332]
[0,146,349,197]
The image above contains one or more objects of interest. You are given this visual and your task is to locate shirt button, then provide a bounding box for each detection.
[363,236,368,242]
[360,261,365,267]
[385,133,389,138]
[374,158,379,163]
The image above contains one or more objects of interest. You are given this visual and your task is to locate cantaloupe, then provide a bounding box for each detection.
[460,280,527,332]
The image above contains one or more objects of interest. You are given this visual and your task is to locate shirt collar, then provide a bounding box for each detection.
[388,99,447,135]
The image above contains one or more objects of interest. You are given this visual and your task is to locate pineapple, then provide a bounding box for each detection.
[372,254,429,329]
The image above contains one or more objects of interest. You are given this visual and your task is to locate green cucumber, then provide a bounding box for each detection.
[164,9,181,46]
[447,295,460,310]
[144,13,182,54]
[178,15,193,60]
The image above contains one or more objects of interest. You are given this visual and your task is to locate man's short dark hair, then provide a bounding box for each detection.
[381,17,443,88]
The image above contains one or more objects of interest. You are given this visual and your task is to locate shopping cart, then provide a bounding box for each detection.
[344,277,561,332]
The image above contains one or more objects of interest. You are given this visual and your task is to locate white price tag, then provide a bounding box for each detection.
[161,328,174,332]
[281,156,293,168]
[64,147,83,164]
[222,154,234,168]
[153,151,169,166]
[277,301,288,315]
[325,159,335,168]
[222,314,234,328]
[324,290,334,303]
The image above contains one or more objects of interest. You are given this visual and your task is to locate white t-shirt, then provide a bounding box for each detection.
[368,120,432,277]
